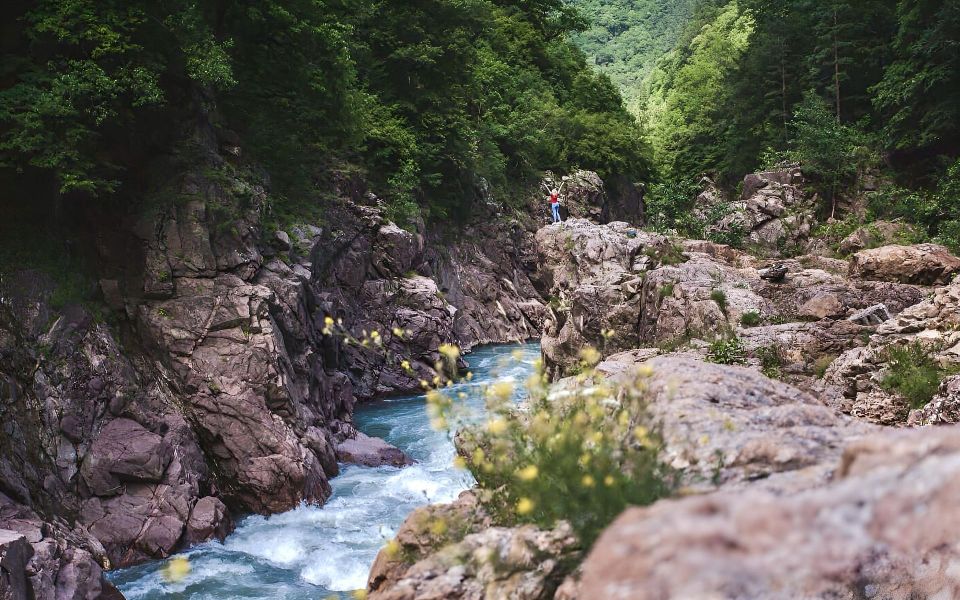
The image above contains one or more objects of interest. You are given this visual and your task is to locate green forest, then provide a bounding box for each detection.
[0,0,646,226]
[1,0,958,246]
[619,0,960,250]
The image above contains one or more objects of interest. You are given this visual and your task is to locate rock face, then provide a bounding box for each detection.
[849,243,960,285]
[370,523,580,600]
[600,354,876,492]
[0,127,548,594]
[827,278,960,424]
[539,170,645,225]
[536,218,926,379]
[697,168,816,253]
[580,425,960,600]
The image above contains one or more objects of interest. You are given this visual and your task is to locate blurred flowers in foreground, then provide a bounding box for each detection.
[162,555,190,583]
[426,345,670,545]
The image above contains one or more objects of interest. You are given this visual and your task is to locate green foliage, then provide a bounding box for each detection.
[569,0,702,113]
[710,289,728,313]
[0,0,649,224]
[455,360,669,545]
[644,178,701,233]
[740,310,761,327]
[867,159,960,253]
[755,345,783,379]
[707,334,746,365]
[880,341,951,409]
[772,93,878,213]
[812,354,836,379]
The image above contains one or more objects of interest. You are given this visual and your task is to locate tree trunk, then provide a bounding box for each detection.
[833,9,841,121]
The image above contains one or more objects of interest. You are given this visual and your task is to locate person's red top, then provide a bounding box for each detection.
[549,193,559,205]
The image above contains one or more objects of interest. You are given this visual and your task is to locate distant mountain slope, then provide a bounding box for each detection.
[569,0,700,112]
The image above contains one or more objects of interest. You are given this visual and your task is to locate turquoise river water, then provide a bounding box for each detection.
[110,342,541,599]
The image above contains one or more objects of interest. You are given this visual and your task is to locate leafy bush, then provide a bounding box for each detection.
[867,159,960,254]
[432,349,669,545]
[812,354,837,379]
[740,311,762,327]
[755,345,783,379]
[710,289,728,313]
[880,342,950,409]
[707,335,746,365]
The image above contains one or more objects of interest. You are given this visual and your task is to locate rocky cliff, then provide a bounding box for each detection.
[0,124,557,597]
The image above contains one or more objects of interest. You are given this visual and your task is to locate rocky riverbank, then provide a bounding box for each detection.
[364,168,960,600]
[0,122,571,597]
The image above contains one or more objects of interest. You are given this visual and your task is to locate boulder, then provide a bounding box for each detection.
[184,496,233,546]
[849,243,960,285]
[336,433,414,468]
[80,418,172,497]
[0,529,33,600]
[797,292,845,319]
[609,355,876,491]
[580,426,960,600]
[908,375,960,426]
[369,523,580,600]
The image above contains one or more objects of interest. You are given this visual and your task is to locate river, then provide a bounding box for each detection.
[109,342,541,599]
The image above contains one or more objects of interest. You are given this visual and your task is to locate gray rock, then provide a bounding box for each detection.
[850,243,960,285]
[0,529,33,600]
[848,303,891,325]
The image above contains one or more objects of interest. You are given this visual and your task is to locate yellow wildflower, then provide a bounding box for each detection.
[439,344,460,360]
[489,381,514,402]
[582,475,596,488]
[637,364,654,378]
[472,448,486,466]
[392,327,405,338]
[452,456,467,470]
[420,379,430,389]
[429,518,448,536]
[516,465,539,481]
[604,475,616,487]
[516,497,535,515]
[162,556,191,583]
[580,346,602,366]
[384,539,402,559]
[634,425,650,444]
[401,360,411,371]
[324,316,334,327]
[486,418,508,435]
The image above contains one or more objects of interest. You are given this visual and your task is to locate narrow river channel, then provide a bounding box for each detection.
[110,342,541,599]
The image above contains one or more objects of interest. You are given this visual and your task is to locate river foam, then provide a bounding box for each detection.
[110,342,540,599]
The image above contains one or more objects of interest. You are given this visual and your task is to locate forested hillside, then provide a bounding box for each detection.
[568,0,700,112]
[0,0,647,228]
[636,0,960,252]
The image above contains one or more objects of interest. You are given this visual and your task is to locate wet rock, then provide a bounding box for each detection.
[580,425,960,600]
[336,433,414,468]
[184,497,233,546]
[368,491,491,595]
[849,243,960,285]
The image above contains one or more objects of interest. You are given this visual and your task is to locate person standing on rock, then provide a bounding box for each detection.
[549,183,566,223]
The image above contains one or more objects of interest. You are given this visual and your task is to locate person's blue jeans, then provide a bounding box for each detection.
[551,203,561,223]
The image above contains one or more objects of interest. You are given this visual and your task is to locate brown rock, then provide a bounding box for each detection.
[184,496,233,545]
[580,426,960,600]
[336,433,413,468]
[797,292,845,319]
[849,243,960,285]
